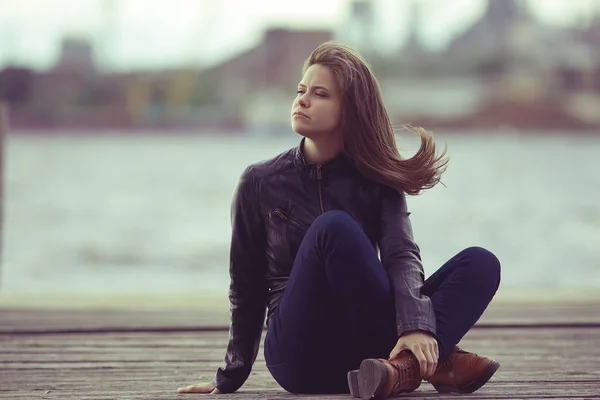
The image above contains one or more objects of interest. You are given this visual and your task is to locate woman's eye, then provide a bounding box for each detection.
[296,90,325,97]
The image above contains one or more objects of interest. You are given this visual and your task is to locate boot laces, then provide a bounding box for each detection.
[390,357,419,394]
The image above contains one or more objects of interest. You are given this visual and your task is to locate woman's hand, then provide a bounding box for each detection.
[389,330,439,379]
[177,382,222,394]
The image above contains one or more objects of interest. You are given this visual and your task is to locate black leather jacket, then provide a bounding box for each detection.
[214,139,436,393]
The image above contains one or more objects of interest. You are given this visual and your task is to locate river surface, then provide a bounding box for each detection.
[2,131,599,295]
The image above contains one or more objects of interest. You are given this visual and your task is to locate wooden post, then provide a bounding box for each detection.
[0,101,6,289]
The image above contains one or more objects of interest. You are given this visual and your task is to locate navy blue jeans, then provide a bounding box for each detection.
[264,211,501,394]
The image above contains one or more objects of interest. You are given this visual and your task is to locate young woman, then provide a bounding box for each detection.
[178,42,501,399]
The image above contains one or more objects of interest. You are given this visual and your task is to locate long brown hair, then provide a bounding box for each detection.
[303,42,448,195]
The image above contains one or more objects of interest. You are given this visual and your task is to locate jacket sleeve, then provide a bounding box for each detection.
[213,165,268,393]
[377,186,436,338]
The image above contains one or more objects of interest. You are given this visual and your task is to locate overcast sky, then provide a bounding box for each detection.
[1,0,598,70]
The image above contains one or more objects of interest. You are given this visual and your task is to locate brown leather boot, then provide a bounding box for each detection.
[347,350,421,399]
[426,346,500,394]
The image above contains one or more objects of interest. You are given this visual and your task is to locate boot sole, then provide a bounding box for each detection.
[347,370,359,398]
[355,359,389,400]
[432,360,500,394]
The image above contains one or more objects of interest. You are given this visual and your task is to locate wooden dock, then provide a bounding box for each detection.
[1,298,600,399]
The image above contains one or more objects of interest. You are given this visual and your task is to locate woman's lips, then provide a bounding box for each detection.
[293,111,310,119]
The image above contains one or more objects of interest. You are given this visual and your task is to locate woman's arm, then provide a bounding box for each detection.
[378,186,439,377]
[213,165,268,393]
[377,186,436,337]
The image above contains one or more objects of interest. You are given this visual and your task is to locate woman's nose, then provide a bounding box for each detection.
[298,94,309,108]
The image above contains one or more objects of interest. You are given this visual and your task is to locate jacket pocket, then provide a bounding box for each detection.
[271,208,308,231]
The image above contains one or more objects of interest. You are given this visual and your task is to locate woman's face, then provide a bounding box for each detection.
[291,64,342,140]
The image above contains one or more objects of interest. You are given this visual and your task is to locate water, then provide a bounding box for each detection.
[2,131,600,295]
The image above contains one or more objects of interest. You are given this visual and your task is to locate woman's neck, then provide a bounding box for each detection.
[303,137,343,165]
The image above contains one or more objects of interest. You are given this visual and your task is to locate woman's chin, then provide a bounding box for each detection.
[291,124,310,137]
[291,123,332,140]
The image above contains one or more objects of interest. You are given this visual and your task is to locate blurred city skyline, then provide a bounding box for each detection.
[1,0,600,71]
[2,0,599,131]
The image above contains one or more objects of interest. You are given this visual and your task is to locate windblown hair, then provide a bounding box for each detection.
[303,42,449,195]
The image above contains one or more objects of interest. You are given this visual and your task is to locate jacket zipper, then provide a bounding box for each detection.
[316,165,325,213]
[273,208,306,230]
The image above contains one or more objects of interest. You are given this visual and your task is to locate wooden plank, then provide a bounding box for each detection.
[1,384,600,400]
[477,302,600,326]
[1,329,599,378]
[2,328,598,366]
[2,301,600,333]
[0,308,229,333]
[1,328,599,399]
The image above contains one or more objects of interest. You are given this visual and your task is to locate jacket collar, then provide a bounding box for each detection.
[292,137,354,178]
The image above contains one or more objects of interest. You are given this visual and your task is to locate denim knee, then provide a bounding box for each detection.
[462,246,501,290]
[310,210,358,234]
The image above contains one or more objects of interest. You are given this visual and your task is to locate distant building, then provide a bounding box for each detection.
[53,38,96,73]
[0,67,34,104]
[443,0,537,76]
[338,0,377,55]
[4,37,133,129]
[401,0,427,58]
[550,15,600,125]
[393,0,435,76]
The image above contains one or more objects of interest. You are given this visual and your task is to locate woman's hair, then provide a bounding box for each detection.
[303,42,448,195]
